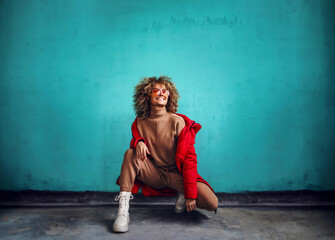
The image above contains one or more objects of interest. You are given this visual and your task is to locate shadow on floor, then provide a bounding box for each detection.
[103,206,210,233]
[1,206,335,240]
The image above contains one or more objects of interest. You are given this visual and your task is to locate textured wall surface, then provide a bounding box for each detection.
[0,0,334,192]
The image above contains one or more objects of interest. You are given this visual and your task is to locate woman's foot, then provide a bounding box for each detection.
[113,192,133,233]
[174,192,186,213]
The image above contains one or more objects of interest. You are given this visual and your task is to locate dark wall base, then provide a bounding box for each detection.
[1,190,335,207]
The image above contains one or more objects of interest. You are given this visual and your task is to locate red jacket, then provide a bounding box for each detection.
[116,113,214,199]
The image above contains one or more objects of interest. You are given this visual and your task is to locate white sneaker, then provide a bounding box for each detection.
[174,192,186,213]
[113,191,134,233]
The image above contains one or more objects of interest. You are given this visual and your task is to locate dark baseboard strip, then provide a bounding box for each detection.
[0,190,335,207]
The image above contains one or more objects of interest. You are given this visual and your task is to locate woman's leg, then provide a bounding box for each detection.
[119,148,166,192]
[196,182,218,211]
[166,171,218,212]
[114,149,167,233]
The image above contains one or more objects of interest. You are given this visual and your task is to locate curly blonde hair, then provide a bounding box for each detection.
[133,76,180,118]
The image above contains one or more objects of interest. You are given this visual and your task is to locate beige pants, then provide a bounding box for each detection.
[119,148,218,211]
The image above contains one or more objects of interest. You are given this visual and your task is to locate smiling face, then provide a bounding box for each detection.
[149,83,169,108]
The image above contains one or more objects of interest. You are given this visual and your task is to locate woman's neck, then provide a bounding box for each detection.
[150,107,167,118]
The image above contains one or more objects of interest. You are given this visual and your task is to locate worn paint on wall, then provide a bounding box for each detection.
[0,0,334,192]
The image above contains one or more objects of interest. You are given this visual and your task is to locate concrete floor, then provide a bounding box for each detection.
[1,206,335,240]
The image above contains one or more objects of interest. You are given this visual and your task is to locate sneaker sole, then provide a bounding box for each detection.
[174,207,185,213]
[113,224,129,233]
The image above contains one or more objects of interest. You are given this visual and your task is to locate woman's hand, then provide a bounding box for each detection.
[185,199,197,212]
[136,141,151,161]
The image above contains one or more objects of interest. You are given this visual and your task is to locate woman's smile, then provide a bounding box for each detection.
[156,96,166,101]
[150,83,169,107]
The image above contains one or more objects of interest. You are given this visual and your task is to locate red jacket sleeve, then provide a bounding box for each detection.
[130,137,147,149]
[130,118,147,149]
[182,143,198,199]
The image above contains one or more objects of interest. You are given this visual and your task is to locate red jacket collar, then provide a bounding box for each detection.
[174,113,201,133]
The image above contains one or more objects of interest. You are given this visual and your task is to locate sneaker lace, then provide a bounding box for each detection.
[115,193,134,215]
[176,193,185,205]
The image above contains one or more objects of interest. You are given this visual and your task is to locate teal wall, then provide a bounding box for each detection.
[0,0,334,192]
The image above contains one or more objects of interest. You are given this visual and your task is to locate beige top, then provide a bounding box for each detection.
[137,108,185,167]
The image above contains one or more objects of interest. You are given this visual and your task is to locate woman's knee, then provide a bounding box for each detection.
[199,195,218,211]
[196,182,219,211]
[123,149,137,165]
[124,148,135,158]
[207,195,219,211]
[197,198,218,211]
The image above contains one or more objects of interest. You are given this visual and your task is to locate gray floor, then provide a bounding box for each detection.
[1,205,335,240]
